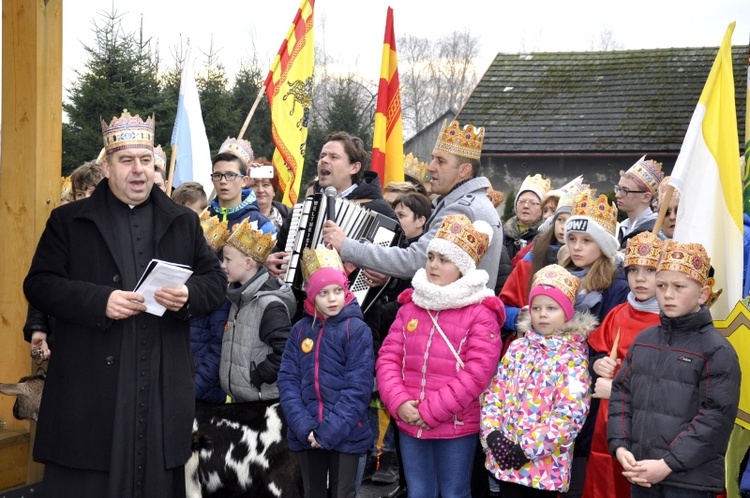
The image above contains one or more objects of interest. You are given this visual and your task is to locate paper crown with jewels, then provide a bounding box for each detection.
[301,245,346,282]
[545,175,588,202]
[403,153,429,184]
[531,264,581,306]
[434,120,485,161]
[225,218,276,263]
[658,176,679,206]
[199,211,230,253]
[556,186,595,215]
[428,214,493,275]
[569,191,618,237]
[486,185,505,208]
[624,231,664,268]
[101,109,155,154]
[219,137,254,168]
[624,155,664,195]
[61,176,74,203]
[657,240,711,286]
[154,145,167,169]
[515,174,552,206]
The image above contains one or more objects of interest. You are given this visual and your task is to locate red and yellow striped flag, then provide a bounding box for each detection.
[371,7,405,188]
[265,0,315,206]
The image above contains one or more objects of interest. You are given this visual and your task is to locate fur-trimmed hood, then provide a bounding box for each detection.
[516,309,598,340]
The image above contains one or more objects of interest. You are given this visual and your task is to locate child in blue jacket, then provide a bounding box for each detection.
[278,246,374,498]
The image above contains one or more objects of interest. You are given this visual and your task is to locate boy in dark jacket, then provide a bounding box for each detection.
[278,246,374,498]
[608,240,741,497]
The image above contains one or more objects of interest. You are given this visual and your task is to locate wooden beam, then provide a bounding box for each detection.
[0,0,62,487]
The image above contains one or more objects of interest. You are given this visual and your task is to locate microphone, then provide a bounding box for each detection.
[324,186,337,222]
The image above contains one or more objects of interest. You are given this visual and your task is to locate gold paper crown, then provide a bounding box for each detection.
[61,176,74,202]
[434,214,490,267]
[219,137,254,168]
[706,276,722,308]
[199,211,230,253]
[545,175,589,202]
[225,218,276,263]
[624,231,664,268]
[570,192,618,237]
[557,187,595,213]
[301,245,345,282]
[658,176,679,206]
[101,109,155,154]
[626,155,664,195]
[657,240,711,286]
[434,120,485,161]
[531,264,581,304]
[154,145,167,169]
[486,186,505,208]
[403,153,429,184]
[517,174,552,202]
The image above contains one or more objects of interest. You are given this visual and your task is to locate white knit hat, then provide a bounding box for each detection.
[427,215,494,275]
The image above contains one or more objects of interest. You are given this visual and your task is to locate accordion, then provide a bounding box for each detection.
[283,193,402,312]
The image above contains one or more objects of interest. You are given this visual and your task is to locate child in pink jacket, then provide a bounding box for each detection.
[376,214,503,498]
[481,264,594,496]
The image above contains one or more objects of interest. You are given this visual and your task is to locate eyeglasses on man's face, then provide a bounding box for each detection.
[613,185,647,196]
[210,172,245,182]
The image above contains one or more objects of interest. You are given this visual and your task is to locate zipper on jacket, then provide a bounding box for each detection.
[227,302,241,401]
[314,321,326,422]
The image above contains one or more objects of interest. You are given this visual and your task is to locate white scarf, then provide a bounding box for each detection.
[627,292,661,314]
[411,268,495,311]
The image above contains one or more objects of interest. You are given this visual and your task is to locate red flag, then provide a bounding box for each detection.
[371,7,405,188]
[265,0,315,206]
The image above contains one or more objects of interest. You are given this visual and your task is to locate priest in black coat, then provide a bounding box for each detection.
[23,111,227,498]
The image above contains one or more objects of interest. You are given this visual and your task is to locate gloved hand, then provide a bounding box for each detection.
[486,431,529,470]
[249,368,263,390]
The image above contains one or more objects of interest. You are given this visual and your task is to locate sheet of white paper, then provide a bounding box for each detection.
[133,259,193,316]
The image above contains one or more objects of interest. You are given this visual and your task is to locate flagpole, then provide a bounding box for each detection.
[167,143,178,194]
[652,185,674,235]
[237,85,267,141]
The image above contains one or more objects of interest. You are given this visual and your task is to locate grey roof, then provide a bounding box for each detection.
[458,47,748,154]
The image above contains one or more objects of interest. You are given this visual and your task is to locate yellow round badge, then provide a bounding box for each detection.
[301,338,314,353]
[407,318,418,332]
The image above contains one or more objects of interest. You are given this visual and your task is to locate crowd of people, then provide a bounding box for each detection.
[21,111,744,498]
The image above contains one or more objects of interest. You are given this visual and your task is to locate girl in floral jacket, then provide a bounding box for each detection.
[481,264,594,496]
[376,214,503,498]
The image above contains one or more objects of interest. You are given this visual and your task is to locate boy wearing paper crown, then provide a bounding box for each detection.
[583,231,664,498]
[615,156,664,248]
[376,214,503,498]
[608,241,741,496]
[481,264,595,495]
[219,219,296,403]
[277,246,374,498]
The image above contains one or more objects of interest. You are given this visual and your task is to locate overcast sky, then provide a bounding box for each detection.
[61,0,750,94]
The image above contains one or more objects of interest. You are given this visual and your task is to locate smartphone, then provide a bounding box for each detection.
[250,165,275,179]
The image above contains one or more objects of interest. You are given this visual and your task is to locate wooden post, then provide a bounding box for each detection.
[0,0,63,487]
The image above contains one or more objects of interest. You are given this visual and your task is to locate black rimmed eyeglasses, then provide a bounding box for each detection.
[210,172,246,182]
[613,185,647,196]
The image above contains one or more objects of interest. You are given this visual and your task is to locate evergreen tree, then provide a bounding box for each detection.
[196,42,234,154]
[231,64,273,161]
[62,9,160,174]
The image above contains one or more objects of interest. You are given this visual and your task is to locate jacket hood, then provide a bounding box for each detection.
[208,189,260,220]
[347,171,386,201]
[516,309,598,339]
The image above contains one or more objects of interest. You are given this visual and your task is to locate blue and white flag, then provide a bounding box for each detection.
[170,48,213,197]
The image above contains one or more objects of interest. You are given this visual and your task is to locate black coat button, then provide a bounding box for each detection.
[113,274,121,283]
[105,356,114,365]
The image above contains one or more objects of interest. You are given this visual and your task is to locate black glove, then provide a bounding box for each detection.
[249,368,263,390]
[486,431,529,470]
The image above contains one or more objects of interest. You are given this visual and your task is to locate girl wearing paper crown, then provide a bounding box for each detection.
[582,231,663,498]
[481,264,595,495]
[500,179,591,353]
[376,214,503,498]
[277,246,374,498]
[560,191,629,497]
